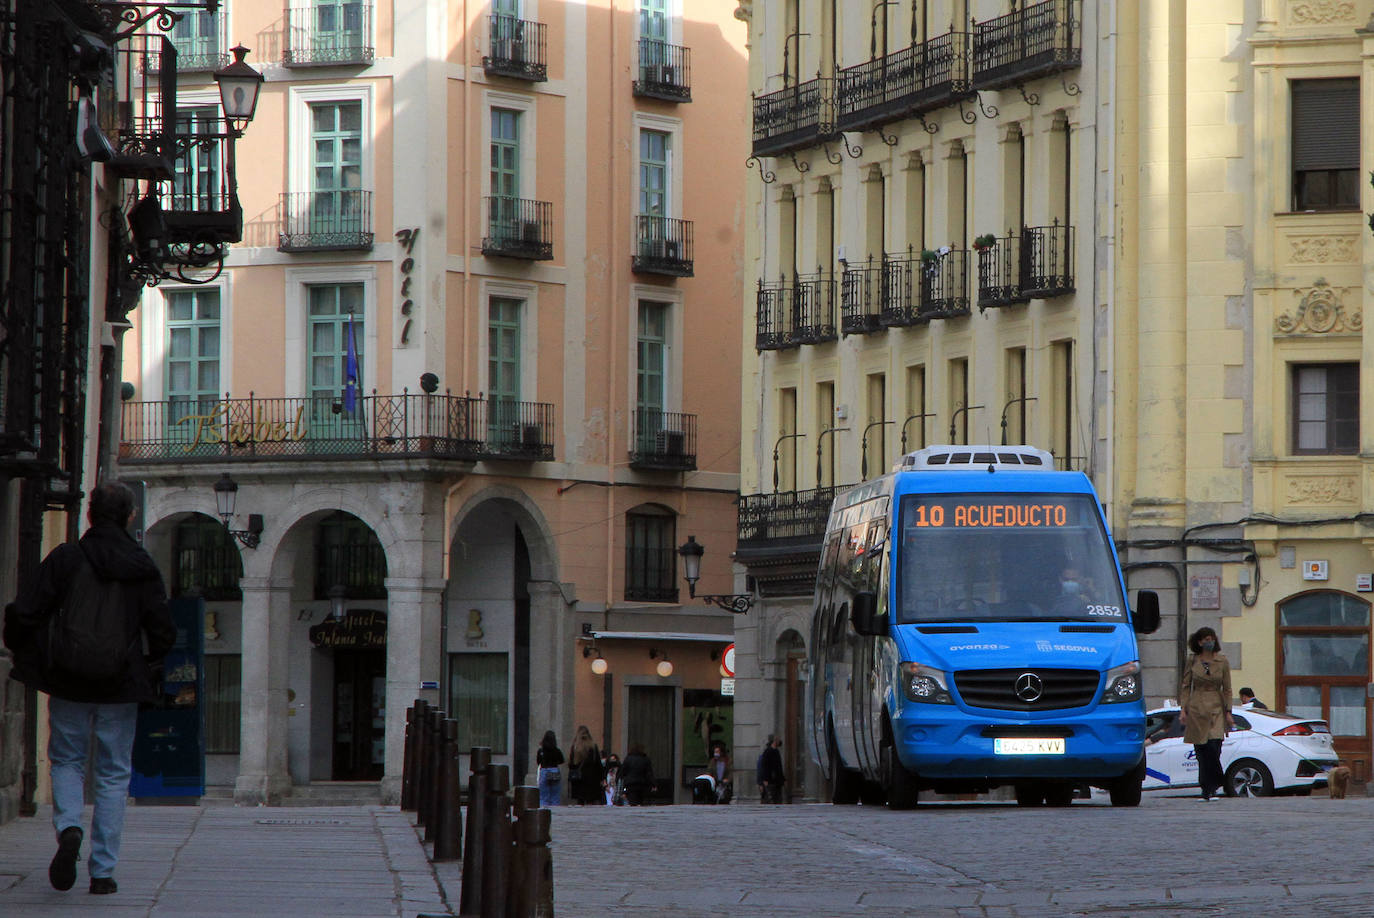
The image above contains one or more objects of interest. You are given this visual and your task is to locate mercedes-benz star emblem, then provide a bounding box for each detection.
[1014,672,1043,703]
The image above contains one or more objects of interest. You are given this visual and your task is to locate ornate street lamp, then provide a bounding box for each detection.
[213,472,263,549]
[214,45,264,136]
[677,535,754,615]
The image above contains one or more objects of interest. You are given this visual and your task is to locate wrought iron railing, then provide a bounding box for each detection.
[480,398,555,460]
[836,31,969,132]
[120,392,490,462]
[174,543,243,601]
[284,2,375,66]
[634,40,691,102]
[976,234,1030,309]
[752,77,835,158]
[113,36,177,180]
[279,191,374,252]
[632,215,694,276]
[918,249,971,319]
[315,542,388,599]
[1022,222,1075,298]
[880,252,923,327]
[484,15,548,81]
[972,0,1080,92]
[841,257,884,336]
[624,546,679,603]
[737,485,851,550]
[142,23,230,73]
[160,113,240,246]
[630,408,697,470]
[483,197,554,260]
[755,273,839,350]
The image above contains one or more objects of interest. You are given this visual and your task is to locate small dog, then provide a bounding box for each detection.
[1327,763,1352,799]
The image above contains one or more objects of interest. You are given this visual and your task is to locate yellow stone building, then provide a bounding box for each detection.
[1116,1,1374,784]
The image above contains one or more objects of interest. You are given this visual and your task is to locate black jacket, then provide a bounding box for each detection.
[619,751,653,789]
[759,745,785,784]
[4,523,174,704]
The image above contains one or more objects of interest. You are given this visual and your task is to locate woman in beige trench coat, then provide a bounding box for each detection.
[1179,626,1234,800]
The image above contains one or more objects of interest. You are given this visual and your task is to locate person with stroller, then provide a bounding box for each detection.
[603,753,622,805]
[620,743,654,806]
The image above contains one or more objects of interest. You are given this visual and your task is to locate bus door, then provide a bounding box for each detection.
[808,531,842,771]
[850,519,887,777]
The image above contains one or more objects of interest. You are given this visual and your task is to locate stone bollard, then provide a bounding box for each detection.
[507,786,540,918]
[516,807,553,918]
[424,708,445,843]
[480,763,512,918]
[415,703,434,827]
[459,747,492,917]
[434,719,464,861]
[402,699,425,812]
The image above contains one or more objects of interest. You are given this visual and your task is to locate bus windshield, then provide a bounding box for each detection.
[895,492,1127,624]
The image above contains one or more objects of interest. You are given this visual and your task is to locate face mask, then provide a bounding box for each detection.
[1200,640,1216,652]
[1061,581,1079,594]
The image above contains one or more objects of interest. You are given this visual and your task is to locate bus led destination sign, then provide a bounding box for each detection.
[910,498,1073,529]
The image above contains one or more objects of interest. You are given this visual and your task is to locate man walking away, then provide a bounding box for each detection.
[760,734,786,804]
[3,481,175,895]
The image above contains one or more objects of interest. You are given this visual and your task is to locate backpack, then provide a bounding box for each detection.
[45,548,137,684]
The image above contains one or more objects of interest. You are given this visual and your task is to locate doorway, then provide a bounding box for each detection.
[627,684,675,802]
[332,649,385,780]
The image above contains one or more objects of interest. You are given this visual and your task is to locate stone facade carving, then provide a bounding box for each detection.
[734,0,752,23]
[1285,475,1358,504]
[1275,278,1362,335]
[1287,235,1358,264]
[1290,1,1358,24]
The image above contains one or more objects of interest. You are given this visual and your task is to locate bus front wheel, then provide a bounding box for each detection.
[881,719,920,809]
[1108,756,1145,807]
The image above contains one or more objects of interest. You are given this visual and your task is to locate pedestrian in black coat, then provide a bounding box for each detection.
[619,743,654,806]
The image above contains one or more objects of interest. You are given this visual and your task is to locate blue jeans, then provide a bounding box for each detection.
[48,697,139,880]
[538,767,561,806]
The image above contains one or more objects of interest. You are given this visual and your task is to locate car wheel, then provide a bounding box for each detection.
[1225,759,1274,797]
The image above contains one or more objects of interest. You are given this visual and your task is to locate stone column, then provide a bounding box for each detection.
[234,577,292,805]
[382,576,445,804]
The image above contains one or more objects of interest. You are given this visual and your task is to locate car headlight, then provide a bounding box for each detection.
[1101,660,1142,704]
[900,662,953,704]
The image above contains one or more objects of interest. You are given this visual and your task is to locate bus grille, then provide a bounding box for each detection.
[953,668,1101,711]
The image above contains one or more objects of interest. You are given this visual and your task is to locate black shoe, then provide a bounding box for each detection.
[89,877,117,895]
[48,826,82,891]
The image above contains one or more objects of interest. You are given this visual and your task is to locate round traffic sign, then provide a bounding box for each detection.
[721,643,736,678]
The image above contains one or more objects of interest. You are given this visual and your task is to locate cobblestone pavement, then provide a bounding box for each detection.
[529,792,1374,918]
[1,791,1369,917]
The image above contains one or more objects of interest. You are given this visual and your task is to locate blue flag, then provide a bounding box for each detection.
[343,315,360,413]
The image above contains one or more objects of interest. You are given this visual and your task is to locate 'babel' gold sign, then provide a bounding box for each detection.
[174,403,309,452]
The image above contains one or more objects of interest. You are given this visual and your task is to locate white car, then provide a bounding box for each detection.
[1143,704,1338,796]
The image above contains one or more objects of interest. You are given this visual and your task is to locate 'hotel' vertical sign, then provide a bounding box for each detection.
[396,227,420,345]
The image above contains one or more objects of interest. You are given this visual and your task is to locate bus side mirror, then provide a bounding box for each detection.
[851,591,884,636]
[1133,590,1160,634]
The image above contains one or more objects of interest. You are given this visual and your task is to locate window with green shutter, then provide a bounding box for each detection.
[639,129,669,217]
[307,284,364,423]
[166,288,221,439]
[636,301,667,453]
[172,106,222,212]
[310,101,364,233]
[487,296,523,446]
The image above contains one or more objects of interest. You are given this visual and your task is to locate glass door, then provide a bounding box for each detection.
[487,297,522,450]
[490,109,520,243]
[310,102,363,236]
[636,302,667,455]
[165,289,221,453]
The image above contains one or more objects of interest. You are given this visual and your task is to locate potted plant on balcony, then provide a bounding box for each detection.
[972,233,997,251]
[919,248,939,263]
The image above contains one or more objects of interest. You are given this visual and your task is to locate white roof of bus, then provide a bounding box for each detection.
[897,444,1056,471]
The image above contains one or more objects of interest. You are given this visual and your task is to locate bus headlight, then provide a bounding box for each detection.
[1101,660,1142,703]
[900,662,953,704]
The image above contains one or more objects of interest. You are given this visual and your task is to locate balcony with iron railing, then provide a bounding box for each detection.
[634,40,692,102]
[879,251,923,327]
[972,0,1080,92]
[161,115,241,247]
[840,257,884,336]
[482,197,554,261]
[630,409,697,471]
[632,215,694,276]
[316,542,388,600]
[975,233,1031,310]
[737,484,852,555]
[836,30,970,133]
[284,2,375,66]
[755,272,839,351]
[112,37,177,180]
[752,76,835,158]
[484,15,548,81]
[279,191,374,252]
[917,248,972,319]
[120,392,485,463]
[141,24,230,73]
[480,399,555,461]
[1021,221,1075,298]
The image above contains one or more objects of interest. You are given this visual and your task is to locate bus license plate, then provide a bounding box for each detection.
[994,738,1065,756]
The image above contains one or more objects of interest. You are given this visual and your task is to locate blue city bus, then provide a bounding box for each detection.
[807,445,1161,808]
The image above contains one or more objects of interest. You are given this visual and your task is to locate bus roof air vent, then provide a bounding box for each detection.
[898,444,1057,471]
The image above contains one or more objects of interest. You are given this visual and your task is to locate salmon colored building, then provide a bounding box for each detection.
[117,0,747,805]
